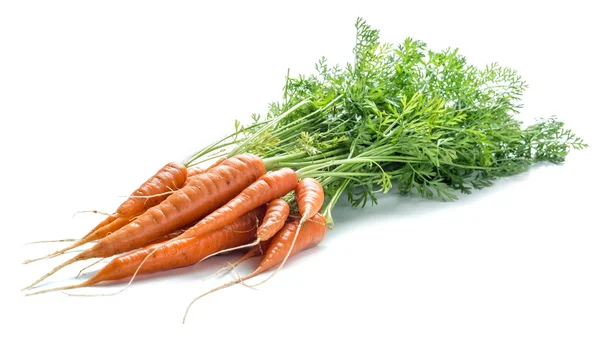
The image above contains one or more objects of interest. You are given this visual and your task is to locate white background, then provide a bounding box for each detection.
[3,0,599,337]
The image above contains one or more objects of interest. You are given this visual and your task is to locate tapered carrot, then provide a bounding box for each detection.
[81,162,189,240]
[121,168,297,288]
[251,178,325,287]
[22,154,266,290]
[23,214,142,264]
[174,168,297,241]
[295,178,325,224]
[75,223,194,279]
[183,214,327,323]
[191,198,289,269]
[26,207,266,296]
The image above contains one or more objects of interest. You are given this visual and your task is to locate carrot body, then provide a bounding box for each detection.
[84,154,265,259]
[86,207,264,284]
[23,154,265,290]
[81,161,188,239]
[175,168,297,241]
[186,166,205,178]
[257,199,290,241]
[205,157,227,171]
[252,214,326,275]
[294,178,325,222]
[115,161,188,217]
[183,167,204,186]
[183,214,327,321]
[26,208,266,295]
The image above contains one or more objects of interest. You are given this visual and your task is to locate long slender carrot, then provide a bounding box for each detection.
[26,207,266,296]
[75,223,194,279]
[24,214,142,264]
[183,214,327,323]
[256,199,291,241]
[119,168,297,290]
[22,154,266,290]
[80,162,188,241]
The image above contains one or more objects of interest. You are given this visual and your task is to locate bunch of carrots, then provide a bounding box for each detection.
[23,155,326,321]
[22,18,587,322]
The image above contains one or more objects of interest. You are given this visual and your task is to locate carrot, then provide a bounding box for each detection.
[256,199,291,241]
[248,178,325,287]
[183,214,327,323]
[23,214,141,264]
[174,168,297,241]
[295,178,325,224]
[115,161,188,217]
[183,157,227,186]
[191,198,289,271]
[22,154,266,290]
[75,223,193,279]
[26,207,266,296]
[185,165,205,178]
[79,161,188,241]
[118,168,297,289]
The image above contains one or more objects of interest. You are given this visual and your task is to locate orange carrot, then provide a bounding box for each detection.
[183,214,327,323]
[80,161,188,240]
[23,213,141,264]
[74,225,192,279]
[115,161,188,217]
[174,168,297,241]
[184,166,205,181]
[23,154,266,290]
[295,178,325,224]
[191,198,289,268]
[256,199,291,241]
[248,178,325,287]
[26,207,266,296]
[183,157,227,186]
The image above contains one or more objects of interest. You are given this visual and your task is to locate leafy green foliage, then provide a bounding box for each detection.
[185,17,587,224]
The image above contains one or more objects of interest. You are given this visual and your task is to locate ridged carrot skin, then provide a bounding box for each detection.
[26,208,266,295]
[253,213,326,275]
[184,157,227,186]
[257,199,290,241]
[84,207,265,284]
[185,166,205,180]
[174,168,298,241]
[81,161,188,239]
[22,154,266,290]
[86,153,265,258]
[294,178,325,222]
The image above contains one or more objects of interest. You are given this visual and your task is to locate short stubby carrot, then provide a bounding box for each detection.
[26,207,266,296]
[183,213,327,322]
[23,154,266,290]
[295,178,325,224]
[257,199,290,242]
